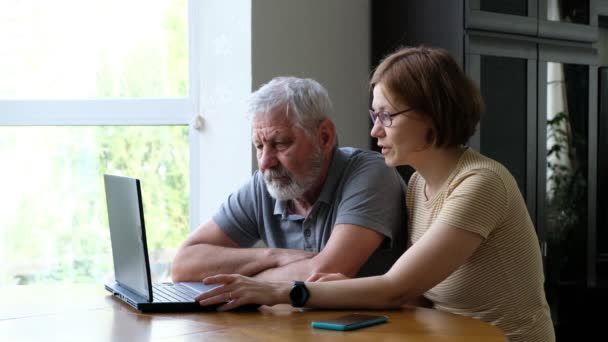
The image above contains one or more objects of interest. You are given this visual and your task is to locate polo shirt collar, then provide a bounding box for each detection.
[317,147,346,204]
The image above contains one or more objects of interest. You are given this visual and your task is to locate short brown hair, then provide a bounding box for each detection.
[371,46,484,148]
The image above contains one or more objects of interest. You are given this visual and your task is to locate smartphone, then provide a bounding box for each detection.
[311,313,388,331]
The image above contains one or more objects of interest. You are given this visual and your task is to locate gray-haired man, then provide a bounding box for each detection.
[172,77,406,282]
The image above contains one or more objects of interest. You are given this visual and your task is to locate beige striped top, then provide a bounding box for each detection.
[407,148,554,342]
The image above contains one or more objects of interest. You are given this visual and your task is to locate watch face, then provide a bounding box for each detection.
[290,282,309,307]
[292,286,303,298]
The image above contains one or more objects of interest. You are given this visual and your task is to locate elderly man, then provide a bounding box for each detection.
[172,77,406,282]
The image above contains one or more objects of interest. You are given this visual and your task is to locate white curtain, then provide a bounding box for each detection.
[546,0,574,200]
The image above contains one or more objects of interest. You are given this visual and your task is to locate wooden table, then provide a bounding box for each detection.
[0,284,505,341]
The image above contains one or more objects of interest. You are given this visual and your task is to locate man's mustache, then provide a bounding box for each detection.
[263,166,293,184]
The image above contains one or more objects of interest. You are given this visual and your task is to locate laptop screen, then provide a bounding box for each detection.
[104,174,152,301]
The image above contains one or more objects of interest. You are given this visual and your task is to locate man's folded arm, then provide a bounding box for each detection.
[253,223,386,281]
[171,220,315,282]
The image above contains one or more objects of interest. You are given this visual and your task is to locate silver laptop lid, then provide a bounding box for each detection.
[104,174,153,301]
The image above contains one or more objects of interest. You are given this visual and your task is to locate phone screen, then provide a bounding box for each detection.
[311,313,388,331]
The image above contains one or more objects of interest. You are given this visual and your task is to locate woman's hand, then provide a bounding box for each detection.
[306,272,350,282]
[195,274,291,311]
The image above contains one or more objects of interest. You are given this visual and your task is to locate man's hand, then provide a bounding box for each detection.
[172,220,278,282]
[272,248,317,267]
[174,222,385,283]
[172,220,319,282]
[253,224,385,281]
[307,272,350,282]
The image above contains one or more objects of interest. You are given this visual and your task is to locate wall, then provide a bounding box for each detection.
[194,0,371,225]
[194,0,253,224]
[252,0,371,152]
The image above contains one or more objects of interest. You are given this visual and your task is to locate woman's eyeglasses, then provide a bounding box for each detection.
[368,108,415,127]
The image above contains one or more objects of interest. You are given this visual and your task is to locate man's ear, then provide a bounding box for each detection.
[317,119,336,152]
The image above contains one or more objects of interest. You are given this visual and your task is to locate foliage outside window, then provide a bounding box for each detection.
[0,0,190,285]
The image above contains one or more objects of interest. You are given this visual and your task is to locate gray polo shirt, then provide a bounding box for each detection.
[213,147,407,276]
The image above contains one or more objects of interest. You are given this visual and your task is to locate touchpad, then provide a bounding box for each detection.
[180,282,221,293]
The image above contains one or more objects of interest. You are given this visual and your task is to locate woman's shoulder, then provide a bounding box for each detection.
[451,148,519,196]
[408,171,421,184]
[405,172,424,203]
[458,149,513,180]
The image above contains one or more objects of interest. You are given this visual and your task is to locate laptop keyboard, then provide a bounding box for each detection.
[152,283,199,303]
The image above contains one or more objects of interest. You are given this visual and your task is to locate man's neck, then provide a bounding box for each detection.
[291,175,325,216]
[291,199,313,216]
[290,148,335,216]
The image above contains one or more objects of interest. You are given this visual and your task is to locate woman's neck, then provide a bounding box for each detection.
[411,146,466,199]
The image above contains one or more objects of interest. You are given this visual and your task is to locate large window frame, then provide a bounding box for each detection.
[0,1,203,231]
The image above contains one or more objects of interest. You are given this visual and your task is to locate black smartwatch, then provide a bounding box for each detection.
[289,281,310,307]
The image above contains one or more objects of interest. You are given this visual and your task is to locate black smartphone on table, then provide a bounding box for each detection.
[311,313,388,331]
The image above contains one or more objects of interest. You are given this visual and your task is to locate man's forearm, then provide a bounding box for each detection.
[171,244,277,282]
[253,259,313,281]
[253,256,351,281]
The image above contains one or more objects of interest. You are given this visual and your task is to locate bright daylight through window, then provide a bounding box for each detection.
[0,0,191,285]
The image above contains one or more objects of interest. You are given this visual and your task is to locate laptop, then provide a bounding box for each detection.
[103,174,220,313]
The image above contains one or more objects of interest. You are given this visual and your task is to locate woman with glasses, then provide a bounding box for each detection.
[195,46,555,342]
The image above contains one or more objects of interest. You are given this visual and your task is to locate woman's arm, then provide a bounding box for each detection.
[196,221,483,311]
[303,222,484,308]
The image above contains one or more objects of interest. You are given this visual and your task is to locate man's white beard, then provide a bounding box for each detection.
[263,146,323,201]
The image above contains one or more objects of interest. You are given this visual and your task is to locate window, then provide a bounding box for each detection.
[0,0,198,285]
[0,0,188,99]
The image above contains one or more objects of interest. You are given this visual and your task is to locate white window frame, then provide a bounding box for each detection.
[0,1,203,230]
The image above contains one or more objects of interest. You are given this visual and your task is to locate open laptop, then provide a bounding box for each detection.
[103,174,220,313]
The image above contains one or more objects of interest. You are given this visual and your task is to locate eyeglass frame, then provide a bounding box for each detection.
[369,107,416,127]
